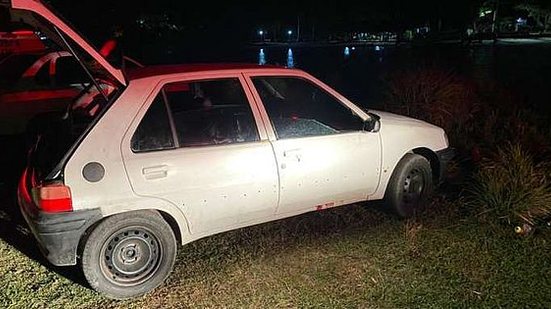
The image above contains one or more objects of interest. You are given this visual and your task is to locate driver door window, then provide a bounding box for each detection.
[252,77,364,139]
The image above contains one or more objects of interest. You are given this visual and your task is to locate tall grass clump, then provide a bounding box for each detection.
[468,144,551,228]
[383,68,479,138]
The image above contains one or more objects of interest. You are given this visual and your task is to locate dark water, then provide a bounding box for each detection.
[159,43,551,112]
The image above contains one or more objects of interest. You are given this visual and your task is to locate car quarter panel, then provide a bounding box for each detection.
[63,78,191,242]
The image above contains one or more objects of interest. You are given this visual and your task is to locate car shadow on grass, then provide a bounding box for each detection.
[171,202,394,282]
[0,138,90,289]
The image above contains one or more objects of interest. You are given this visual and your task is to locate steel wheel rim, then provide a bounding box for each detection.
[100,227,162,286]
[402,168,425,206]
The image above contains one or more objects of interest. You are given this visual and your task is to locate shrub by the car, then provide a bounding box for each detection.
[468,144,551,229]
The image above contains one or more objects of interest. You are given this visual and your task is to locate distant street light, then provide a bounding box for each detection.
[287,30,293,41]
[258,30,265,42]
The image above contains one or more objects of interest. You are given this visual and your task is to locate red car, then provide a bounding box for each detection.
[0,29,45,55]
[0,51,88,135]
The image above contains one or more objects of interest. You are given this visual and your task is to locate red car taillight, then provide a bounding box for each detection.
[33,184,73,213]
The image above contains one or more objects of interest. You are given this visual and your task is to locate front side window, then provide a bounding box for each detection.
[132,78,259,152]
[252,77,364,139]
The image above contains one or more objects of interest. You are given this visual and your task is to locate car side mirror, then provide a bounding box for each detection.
[364,112,381,132]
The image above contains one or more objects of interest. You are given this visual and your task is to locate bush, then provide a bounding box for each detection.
[468,144,551,227]
[383,68,551,164]
[383,68,479,136]
[474,83,551,161]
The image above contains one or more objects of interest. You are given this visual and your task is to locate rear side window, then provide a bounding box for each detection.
[131,94,175,152]
[165,78,259,147]
[131,78,259,152]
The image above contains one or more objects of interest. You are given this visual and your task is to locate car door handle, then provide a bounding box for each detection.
[142,165,168,180]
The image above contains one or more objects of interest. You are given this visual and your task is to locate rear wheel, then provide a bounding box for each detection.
[384,154,433,218]
[81,210,177,299]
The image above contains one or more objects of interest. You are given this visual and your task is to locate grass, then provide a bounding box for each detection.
[1,66,550,307]
[1,192,550,308]
[469,144,551,227]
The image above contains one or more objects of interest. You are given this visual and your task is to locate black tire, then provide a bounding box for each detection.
[384,154,433,218]
[81,210,177,299]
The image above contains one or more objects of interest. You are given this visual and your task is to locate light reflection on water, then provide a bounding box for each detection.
[287,48,294,68]
[258,48,296,68]
[258,48,266,65]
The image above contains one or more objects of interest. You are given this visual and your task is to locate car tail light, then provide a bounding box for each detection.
[12,30,35,36]
[33,184,73,213]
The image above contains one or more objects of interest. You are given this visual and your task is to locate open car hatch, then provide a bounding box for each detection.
[2,0,126,86]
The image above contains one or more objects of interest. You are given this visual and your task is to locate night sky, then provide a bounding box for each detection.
[49,0,483,43]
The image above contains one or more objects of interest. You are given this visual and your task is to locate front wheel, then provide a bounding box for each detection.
[81,210,177,299]
[384,154,433,218]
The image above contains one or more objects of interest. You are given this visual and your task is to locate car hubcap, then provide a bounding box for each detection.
[101,228,161,286]
[403,168,425,206]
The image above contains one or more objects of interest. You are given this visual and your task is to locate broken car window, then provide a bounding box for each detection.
[252,77,364,139]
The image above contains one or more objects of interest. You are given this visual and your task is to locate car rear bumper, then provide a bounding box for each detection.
[18,190,102,266]
[436,147,455,183]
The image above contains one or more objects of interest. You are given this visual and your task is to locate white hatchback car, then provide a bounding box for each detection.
[8,0,454,299]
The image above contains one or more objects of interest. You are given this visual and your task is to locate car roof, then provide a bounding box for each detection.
[126,63,290,81]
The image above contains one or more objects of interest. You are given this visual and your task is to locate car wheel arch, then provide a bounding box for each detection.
[376,147,439,199]
[77,209,178,255]
[383,152,434,217]
[79,205,189,253]
[411,147,440,183]
[157,209,183,244]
